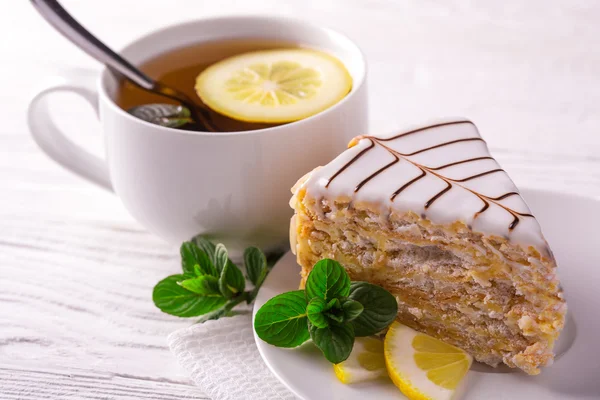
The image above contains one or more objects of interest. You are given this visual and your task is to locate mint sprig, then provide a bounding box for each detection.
[254,259,398,364]
[153,235,279,322]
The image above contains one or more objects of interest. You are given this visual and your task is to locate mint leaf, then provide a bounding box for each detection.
[325,312,344,324]
[197,292,251,323]
[244,247,267,286]
[153,275,227,317]
[254,290,310,348]
[206,243,245,298]
[348,282,398,336]
[128,104,192,128]
[192,235,217,264]
[215,243,237,275]
[305,259,351,302]
[307,298,329,328]
[180,242,217,277]
[196,305,229,323]
[321,298,347,325]
[326,298,341,310]
[340,298,363,322]
[218,260,246,299]
[180,275,221,296]
[309,321,354,364]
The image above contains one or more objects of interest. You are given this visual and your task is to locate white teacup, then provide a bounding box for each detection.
[28,16,368,254]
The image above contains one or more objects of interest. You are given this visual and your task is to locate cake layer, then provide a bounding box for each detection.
[291,189,566,375]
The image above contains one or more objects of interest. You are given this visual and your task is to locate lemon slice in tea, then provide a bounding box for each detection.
[195,49,352,123]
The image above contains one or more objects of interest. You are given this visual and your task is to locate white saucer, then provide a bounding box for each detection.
[253,189,600,399]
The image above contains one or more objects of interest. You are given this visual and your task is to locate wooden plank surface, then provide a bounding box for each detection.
[2,0,600,398]
[0,365,201,399]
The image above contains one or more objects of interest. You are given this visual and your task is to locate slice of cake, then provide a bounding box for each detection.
[289,119,566,375]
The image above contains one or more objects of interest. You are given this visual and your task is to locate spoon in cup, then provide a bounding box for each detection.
[30,0,216,131]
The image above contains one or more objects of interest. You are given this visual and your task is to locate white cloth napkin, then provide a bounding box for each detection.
[168,314,298,400]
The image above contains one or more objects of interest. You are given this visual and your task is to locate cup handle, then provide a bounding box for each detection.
[27,73,113,191]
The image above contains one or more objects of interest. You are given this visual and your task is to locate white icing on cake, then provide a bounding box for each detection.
[301,118,548,252]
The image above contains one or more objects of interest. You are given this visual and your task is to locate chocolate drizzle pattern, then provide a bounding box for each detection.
[324,120,535,231]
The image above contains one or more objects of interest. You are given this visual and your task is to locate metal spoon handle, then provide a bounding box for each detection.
[30,0,154,90]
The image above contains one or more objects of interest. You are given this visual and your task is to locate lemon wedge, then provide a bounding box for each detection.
[195,49,352,123]
[384,322,472,400]
[334,337,388,384]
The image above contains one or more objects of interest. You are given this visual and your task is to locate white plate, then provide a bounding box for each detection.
[253,189,600,400]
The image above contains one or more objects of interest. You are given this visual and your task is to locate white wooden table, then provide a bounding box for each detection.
[2,1,600,398]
